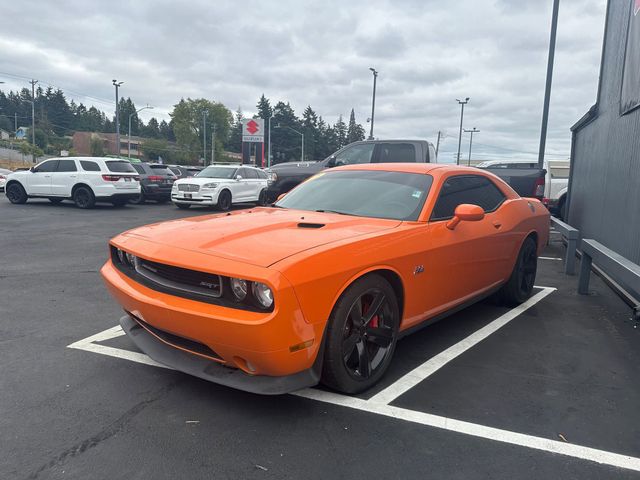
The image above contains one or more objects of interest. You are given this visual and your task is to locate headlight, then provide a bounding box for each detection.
[172,183,178,190]
[252,282,273,309]
[117,249,126,264]
[125,252,136,267]
[230,277,248,301]
[202,182,219,189]
[267,171,277,185]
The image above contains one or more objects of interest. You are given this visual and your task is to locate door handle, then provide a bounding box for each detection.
[69,175,77,178]
[492,221,502,229]
[44,175,51,178]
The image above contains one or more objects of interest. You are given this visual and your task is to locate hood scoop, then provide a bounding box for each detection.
[297,222,325,229]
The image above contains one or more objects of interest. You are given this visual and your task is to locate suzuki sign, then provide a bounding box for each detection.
[242,118,264,142]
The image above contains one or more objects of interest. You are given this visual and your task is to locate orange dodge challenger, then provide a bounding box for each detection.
[101,163,549,394]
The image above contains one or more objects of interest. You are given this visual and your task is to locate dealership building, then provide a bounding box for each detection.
[568,0,640,268]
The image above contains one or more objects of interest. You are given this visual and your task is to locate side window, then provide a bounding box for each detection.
[80,161,101,171]
[334,143,375,166]
[244,168,258,179]
[256,169,268,179]
[431,175,507,221]
[56,159,77,172]
[132,164,145,174]
[376,143,416,163]
[428,145,436,163]
[33,160,58,173]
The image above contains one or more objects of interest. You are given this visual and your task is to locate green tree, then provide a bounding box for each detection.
[334,115,347,148]
[228,107,244,153]
[141,117,161,138]
[301,106,320,161]
[271,101,301,163]
[347,108,366,144]
[90,135,105,156]
[169,98,232,163]
[141,138,170,161]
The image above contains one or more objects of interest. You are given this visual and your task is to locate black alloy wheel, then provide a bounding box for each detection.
[217,190,232,211]
[257,189,268,206]
[129,193,146,205]
[322,274,399,394]
[73,186,95,209]
[499,237,538,306]
[6,183,28,204]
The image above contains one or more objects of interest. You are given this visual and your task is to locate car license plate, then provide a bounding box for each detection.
[184,193,192,199]
[124,177,131,182]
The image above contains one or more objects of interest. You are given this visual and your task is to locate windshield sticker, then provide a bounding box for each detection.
[412,190,422,199]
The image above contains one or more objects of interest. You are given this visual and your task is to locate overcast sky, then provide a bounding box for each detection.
[1,0,606,162]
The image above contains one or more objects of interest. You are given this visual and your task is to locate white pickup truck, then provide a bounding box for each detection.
[476,159,570,219]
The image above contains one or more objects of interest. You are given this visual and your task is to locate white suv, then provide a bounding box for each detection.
[172,164,269,210]
[4,157,141,209]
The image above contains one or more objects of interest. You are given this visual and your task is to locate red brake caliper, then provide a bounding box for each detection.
[363,300,379,328]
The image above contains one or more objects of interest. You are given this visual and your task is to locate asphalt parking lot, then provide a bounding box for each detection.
[2,198,640,480]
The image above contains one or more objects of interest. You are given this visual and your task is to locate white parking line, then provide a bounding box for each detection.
[369,287,555,405]
[67,286,640,473]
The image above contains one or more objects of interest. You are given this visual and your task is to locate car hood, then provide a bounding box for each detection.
[123,208,401,268]
[175,177,232,184]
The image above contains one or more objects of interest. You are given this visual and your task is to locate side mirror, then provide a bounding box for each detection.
[235,175,243,181]
[326,156,336,167]
[29,166,35,173]
[446,204,485,230]
[276,193,286,202]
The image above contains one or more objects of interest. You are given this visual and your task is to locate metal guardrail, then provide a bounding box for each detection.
[550,216,579,275]
[578,239,640,317]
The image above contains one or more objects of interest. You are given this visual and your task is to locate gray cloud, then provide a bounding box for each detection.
[0,0,606,161]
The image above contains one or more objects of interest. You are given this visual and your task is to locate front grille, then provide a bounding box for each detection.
[129,313,223,361]
[178,184,200,192]
[135,257,222,298]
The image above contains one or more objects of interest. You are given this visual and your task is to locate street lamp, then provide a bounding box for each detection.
[202,110,209,165]
[456,97,470,165]
[112,79,124,155]
[368,67,378,140]
[275,124,304,162]
[128,105,153,158]
[463,127,480,166]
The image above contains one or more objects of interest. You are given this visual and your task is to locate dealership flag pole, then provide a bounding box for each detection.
[538,0,560,169]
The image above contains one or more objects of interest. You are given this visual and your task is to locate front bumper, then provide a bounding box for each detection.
[120,314,321,395]
[171,190,219,205]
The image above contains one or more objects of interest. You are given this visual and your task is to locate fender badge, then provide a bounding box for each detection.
[413,265,425,275]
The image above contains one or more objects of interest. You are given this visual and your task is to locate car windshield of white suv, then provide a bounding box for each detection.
[196,166,238,179]
[106,161,137,173]
[275,170,433,221]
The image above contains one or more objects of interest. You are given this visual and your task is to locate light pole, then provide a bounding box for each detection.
[267,116,272,168]
[464,128,480,166]
[538,0,560,169]
[368,67,378,140]
[202,110,208,165]
[128,105,153,158]
[456,97,470,165]
[29,79,38,148]
[112,79,123,155]
[275,124,304,162]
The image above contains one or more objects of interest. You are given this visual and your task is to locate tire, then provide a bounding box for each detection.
[257,189,268,206]
[498,237,538,306]
[6,183,28,204]
[72,186,95,209]
[321,274,400,394]
[175,203,191,210]
[217,190,232,211]
[129,193,145,205]
[49,198,64,204]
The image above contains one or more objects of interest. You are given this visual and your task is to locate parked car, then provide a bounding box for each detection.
[0,167,12,192]
[167,165,203,179]
[129,163,177,204]
[4,157,140,208]
[102,163,549,395]
[476,159,570,218]
[265,140,437,202]
[171,164,269,210]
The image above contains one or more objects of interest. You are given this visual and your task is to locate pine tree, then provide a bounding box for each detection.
[346,108,366,144]
[228,107,244,153]
[334,115,347,149]
[301,105,319,161]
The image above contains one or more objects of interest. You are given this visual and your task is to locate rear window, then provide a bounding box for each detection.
[80,160,101,172]
[150,165,172,175]
[106,161,136,173]
[377,143,416,163]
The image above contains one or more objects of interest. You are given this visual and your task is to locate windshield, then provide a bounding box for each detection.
[275,170,433,221]
[196,166,237,179]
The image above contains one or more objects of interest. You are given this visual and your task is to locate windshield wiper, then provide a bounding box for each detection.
[314,209,354,216]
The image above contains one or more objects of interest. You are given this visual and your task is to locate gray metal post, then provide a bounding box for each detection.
[211,124,216,165]
[301,133,304,162]
[578,252,592,295]
[268,116,272,168]
[464,127,480,166]
[456,98,469,165]
[566,235,578,275]
[538,0,560,169]
[368,68,378,140]
[112,80,123,156]
[435,131,442,158]
[202,111,208,164]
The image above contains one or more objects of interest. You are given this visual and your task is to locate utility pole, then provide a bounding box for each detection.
[435,131,443,159]
[456,98,470,165]
[202,110,208,165]
[538,0,560,169]
[267,116,272,168]
[464,127,480,166]
[112,80,123,155]
[368,67,378,140]
[211,124,216,165]
[14,112,17,133]
[29,79,38,147]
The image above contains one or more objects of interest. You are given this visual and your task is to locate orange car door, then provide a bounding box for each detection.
[420,175,510,317]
